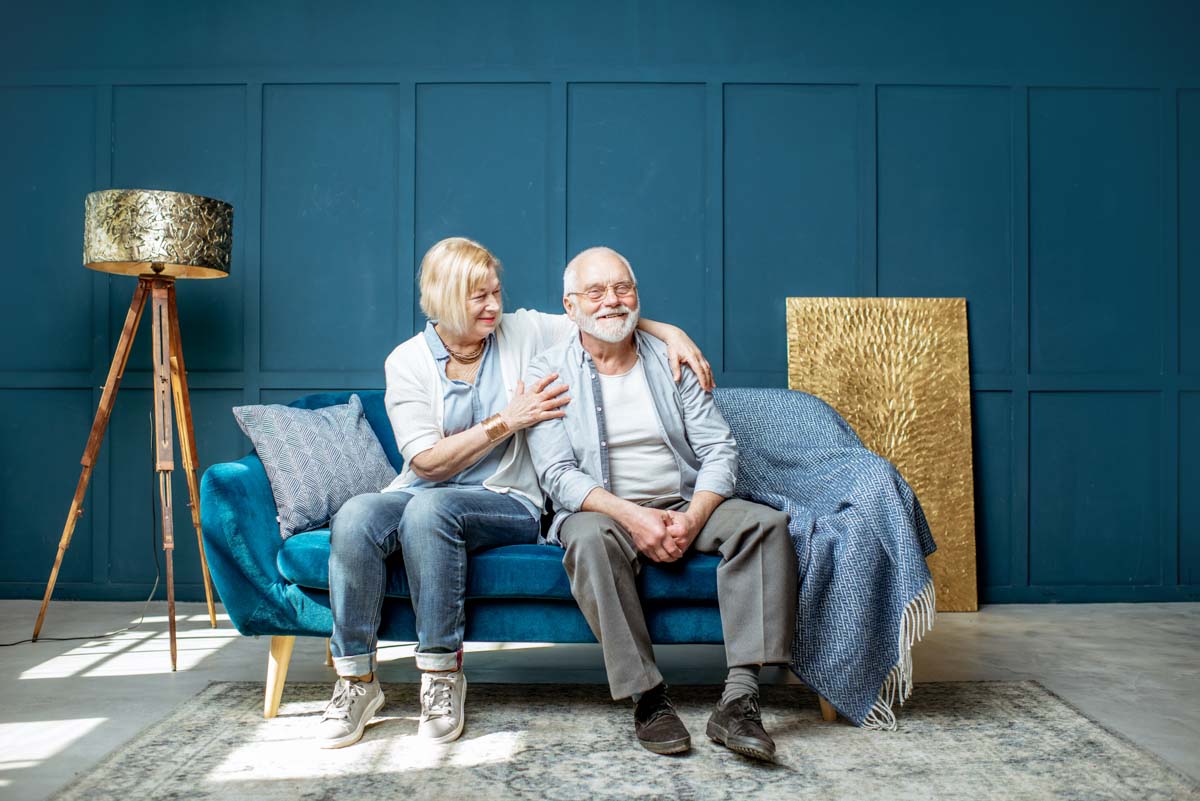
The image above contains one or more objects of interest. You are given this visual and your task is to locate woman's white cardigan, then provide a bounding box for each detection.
[380,309,575,512]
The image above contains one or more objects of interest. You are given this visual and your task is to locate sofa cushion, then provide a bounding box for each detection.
[285,390,402,473]
[277,533,721,602]
[233,394,397,539]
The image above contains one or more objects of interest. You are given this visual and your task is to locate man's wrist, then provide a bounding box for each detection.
[687,496,723,531]
[615,499,646,527]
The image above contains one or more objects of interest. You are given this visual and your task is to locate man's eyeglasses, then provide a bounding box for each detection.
[569,282,638,302]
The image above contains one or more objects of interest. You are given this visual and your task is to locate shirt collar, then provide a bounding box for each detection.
[423,321,449,361]
[423,320,494,362]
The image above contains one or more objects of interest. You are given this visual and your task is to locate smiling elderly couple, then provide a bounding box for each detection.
[319,237,797,762]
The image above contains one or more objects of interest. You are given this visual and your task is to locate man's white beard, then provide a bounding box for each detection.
[576,304,640,343]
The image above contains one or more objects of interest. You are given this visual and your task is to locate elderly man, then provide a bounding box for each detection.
[525,247,797,761]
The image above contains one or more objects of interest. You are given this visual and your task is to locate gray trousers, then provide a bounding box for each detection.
[559,497,798,699]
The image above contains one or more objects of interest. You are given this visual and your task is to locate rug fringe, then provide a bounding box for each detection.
[861,579,937,731]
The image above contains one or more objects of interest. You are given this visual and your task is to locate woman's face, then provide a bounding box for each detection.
[463,269,502,342]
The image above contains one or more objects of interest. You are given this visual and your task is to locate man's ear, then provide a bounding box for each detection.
[563,296,574,317]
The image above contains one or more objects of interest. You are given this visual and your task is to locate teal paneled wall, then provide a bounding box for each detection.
[416,83,553,312]
[724,84,859,378]
[1,1,1198,603]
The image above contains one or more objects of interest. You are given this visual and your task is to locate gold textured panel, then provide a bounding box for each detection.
[83,189,233,279]
[786,297,977,611]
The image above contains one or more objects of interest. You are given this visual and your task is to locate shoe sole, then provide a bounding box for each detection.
[638,734,692,755]
[706,720,775,762]
[319,690,386,749]
[419,674,467,744]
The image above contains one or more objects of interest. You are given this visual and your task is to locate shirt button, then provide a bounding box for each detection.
[601,441,607,447]
[596,405,602,411]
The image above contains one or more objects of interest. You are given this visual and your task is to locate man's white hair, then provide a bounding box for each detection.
[563,246,638,296]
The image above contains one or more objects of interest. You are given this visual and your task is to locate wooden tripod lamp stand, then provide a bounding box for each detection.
[32,189,234,671]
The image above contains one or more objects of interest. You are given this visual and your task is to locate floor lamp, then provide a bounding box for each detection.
[32,189,233,671]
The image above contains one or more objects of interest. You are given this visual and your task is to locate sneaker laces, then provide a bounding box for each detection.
[734,694,763,723]
[322,679,368,722]
[647,700,678,725]
[421,674,458,719]
[639,688,678,724]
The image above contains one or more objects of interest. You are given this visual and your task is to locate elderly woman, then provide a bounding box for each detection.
[317,237,713,748]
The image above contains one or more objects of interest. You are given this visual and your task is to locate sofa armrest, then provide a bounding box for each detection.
[200,455,299,635]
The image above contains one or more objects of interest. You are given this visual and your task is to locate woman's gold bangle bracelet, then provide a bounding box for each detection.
[483,413,511,443]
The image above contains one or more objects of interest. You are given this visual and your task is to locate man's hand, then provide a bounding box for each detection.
[622,504,685,563]
[664,509,702,553]
[664,492,724,553]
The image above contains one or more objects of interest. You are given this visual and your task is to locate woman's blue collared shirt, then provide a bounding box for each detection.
[397,322,538,520]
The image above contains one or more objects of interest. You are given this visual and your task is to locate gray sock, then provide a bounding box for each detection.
[721,665,761,705]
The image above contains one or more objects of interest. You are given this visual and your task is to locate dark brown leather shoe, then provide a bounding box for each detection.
[706,694,775,761]
[634,684,691,755]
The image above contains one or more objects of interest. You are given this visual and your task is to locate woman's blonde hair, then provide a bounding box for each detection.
[418,237,502,337]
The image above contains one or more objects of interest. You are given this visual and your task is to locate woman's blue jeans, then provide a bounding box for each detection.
[328,487,540,675]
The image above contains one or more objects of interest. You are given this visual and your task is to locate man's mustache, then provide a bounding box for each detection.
[592,305,635,320]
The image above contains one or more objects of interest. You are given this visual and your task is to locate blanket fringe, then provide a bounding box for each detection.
[860,579,937,731]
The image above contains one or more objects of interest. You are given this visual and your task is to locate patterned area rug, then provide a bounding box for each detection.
[52,681,1198,801]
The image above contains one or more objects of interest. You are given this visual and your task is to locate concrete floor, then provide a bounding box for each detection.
[0,599,1196,800]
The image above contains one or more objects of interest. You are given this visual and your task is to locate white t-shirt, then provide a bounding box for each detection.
[597,357,682,503]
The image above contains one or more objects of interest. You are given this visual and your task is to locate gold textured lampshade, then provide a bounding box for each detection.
[83,189,233,279]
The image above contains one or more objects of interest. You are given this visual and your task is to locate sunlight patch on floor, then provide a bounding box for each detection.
[20,613,240,679]
[209,715,525,782]
[0,718,107,785]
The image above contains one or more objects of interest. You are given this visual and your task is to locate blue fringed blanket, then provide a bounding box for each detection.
[713,387,938,729]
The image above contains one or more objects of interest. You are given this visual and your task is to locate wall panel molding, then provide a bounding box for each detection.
[566,82,708,339]
[877,84,1012,374]
[415,83,552,315]
[723,83,858,375]
[0,86,96,373]
[259,83,402,373]
[1028,87,1162,376]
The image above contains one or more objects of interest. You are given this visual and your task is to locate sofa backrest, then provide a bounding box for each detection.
[281,386,861,477]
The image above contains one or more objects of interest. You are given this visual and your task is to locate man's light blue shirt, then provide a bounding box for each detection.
[525,330,738,543]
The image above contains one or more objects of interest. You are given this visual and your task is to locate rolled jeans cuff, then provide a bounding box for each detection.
[333,652,374,678]
[415,649,462,672]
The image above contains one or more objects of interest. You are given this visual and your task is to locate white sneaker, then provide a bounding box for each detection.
[418,670,467,743]
[315,677,385,749]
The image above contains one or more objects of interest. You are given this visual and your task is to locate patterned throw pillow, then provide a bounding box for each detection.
[232,394,398,540]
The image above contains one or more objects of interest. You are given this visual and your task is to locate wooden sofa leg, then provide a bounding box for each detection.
[264,635,295,719]
[818,696,837,722]
[325,637,333,667]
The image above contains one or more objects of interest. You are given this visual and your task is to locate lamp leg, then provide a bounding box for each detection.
[166,284,217,628]
[33,278,151,642]
[159,472,178,671]
[150,279,178,671]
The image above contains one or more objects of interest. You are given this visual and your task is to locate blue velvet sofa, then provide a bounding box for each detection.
[200,389,837,720]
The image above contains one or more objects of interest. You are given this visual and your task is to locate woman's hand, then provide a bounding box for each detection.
[500,373,571,432]
[661,327,715,391]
